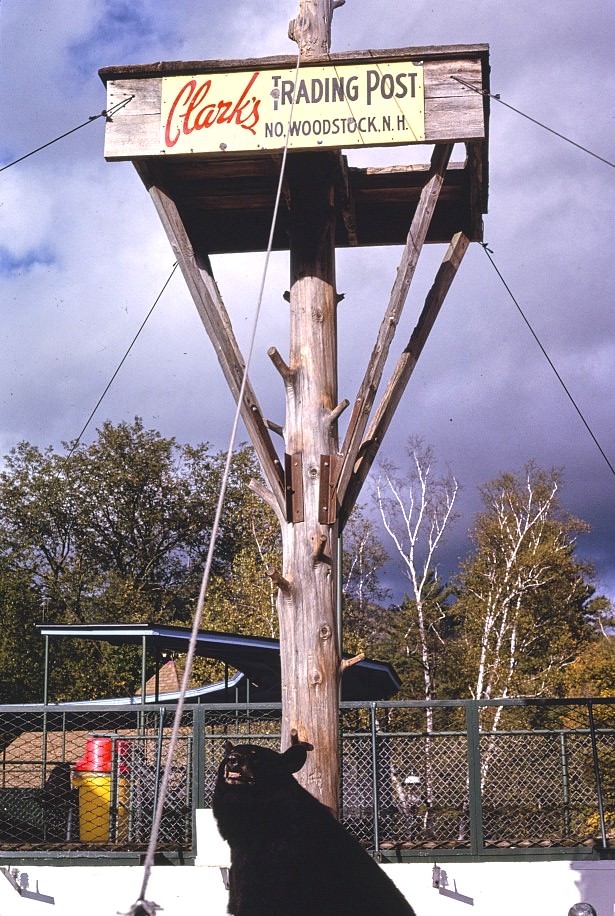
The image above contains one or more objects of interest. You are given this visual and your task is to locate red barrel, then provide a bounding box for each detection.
[116,739,131,774]
[72,734,131,843]
[74,735,113,773]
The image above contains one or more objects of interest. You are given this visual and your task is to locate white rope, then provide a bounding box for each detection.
[127,51,303,916]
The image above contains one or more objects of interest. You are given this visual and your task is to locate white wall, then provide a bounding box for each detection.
[1,859,613,916]
[0,811,612,916]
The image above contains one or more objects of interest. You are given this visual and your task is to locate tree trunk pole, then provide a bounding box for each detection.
[278,0,345,812]
[289,0,345,58]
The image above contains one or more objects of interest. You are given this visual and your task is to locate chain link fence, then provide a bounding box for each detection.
[0,707,192,850]
[0,699,613,856]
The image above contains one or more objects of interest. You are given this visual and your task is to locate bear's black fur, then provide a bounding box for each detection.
[212,741,417,916]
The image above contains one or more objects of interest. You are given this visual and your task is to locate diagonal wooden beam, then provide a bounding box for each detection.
[134,160,286,514]
[334,143,453,514]
[339,230,470,527]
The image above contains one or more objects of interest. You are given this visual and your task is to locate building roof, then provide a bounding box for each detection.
[37,623,400,702]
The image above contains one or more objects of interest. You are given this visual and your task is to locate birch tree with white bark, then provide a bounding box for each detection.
[374,438,459,830]
[454,463,595,739]
[342,504,390,648]
[375,439,459,715]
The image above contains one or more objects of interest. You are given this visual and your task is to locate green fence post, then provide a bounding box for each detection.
[587,701,608,849]
[191,704,207,859]
[192,706,205,811]
[370,702,380,853]
[559,730,571,837]
[465,702,484,856]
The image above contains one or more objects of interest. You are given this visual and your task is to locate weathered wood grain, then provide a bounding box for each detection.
[278,150,341,812]
[99,43,489,81]
[101,40,484,823]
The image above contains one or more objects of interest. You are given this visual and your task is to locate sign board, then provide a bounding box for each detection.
[159,60,424,155]
[101,46,488,161]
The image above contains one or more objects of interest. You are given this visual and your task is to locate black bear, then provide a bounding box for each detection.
[212,740,417,916]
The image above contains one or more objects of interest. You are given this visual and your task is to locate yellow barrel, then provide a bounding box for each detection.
[72,771,128,842]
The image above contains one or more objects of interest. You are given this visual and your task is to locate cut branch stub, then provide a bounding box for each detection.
[266,565,292,594]
[268,346,293,383]
[311,533,330,565]
[340,652,365,672]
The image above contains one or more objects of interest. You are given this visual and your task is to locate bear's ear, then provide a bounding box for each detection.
[281,741,312,774]
[223,740,234,755]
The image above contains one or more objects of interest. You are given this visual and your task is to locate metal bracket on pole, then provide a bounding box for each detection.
[285,452,304,523]
[318,454,338,525]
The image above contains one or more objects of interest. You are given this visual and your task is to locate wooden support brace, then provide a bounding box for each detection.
[339,231,470,526]
[332,152,358,247]
[335,143,454,518]
[134,161,286,515]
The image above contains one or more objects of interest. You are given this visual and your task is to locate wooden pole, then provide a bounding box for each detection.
[289,0,345,58]
[278,0,345,812]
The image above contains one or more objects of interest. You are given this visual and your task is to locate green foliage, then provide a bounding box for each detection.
[0,422,609,709]
[0,418,280,701]
[0,563,43,703]
[368,573,454,699]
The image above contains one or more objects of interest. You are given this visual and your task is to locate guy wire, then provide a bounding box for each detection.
[481,243,615,479]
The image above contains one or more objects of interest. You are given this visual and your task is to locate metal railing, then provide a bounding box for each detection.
[0,698,613,859]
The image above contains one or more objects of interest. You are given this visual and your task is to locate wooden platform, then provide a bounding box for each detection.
[99,44,490,254]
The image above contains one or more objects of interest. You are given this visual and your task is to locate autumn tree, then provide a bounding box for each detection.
[202,468,281,639]
[564,595,615,698]
[452,463,599,731]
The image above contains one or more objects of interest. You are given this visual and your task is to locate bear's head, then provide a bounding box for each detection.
[219,740,311,790]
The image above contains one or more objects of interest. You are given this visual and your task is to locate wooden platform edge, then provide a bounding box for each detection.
[99,43,489,82]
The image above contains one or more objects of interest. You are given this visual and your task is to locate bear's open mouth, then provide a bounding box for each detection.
[224,764,254,785]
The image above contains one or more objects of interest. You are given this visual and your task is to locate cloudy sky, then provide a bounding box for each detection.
[1,0,614,603]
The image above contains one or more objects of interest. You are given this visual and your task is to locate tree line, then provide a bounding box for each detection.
[0,419,612,704]
[344,440,613,731]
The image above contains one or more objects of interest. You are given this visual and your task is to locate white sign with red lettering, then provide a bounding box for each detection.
[160,60,424,154]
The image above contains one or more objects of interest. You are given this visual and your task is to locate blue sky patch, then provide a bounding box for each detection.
[0,246,56,276]
[68,1,176,78]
